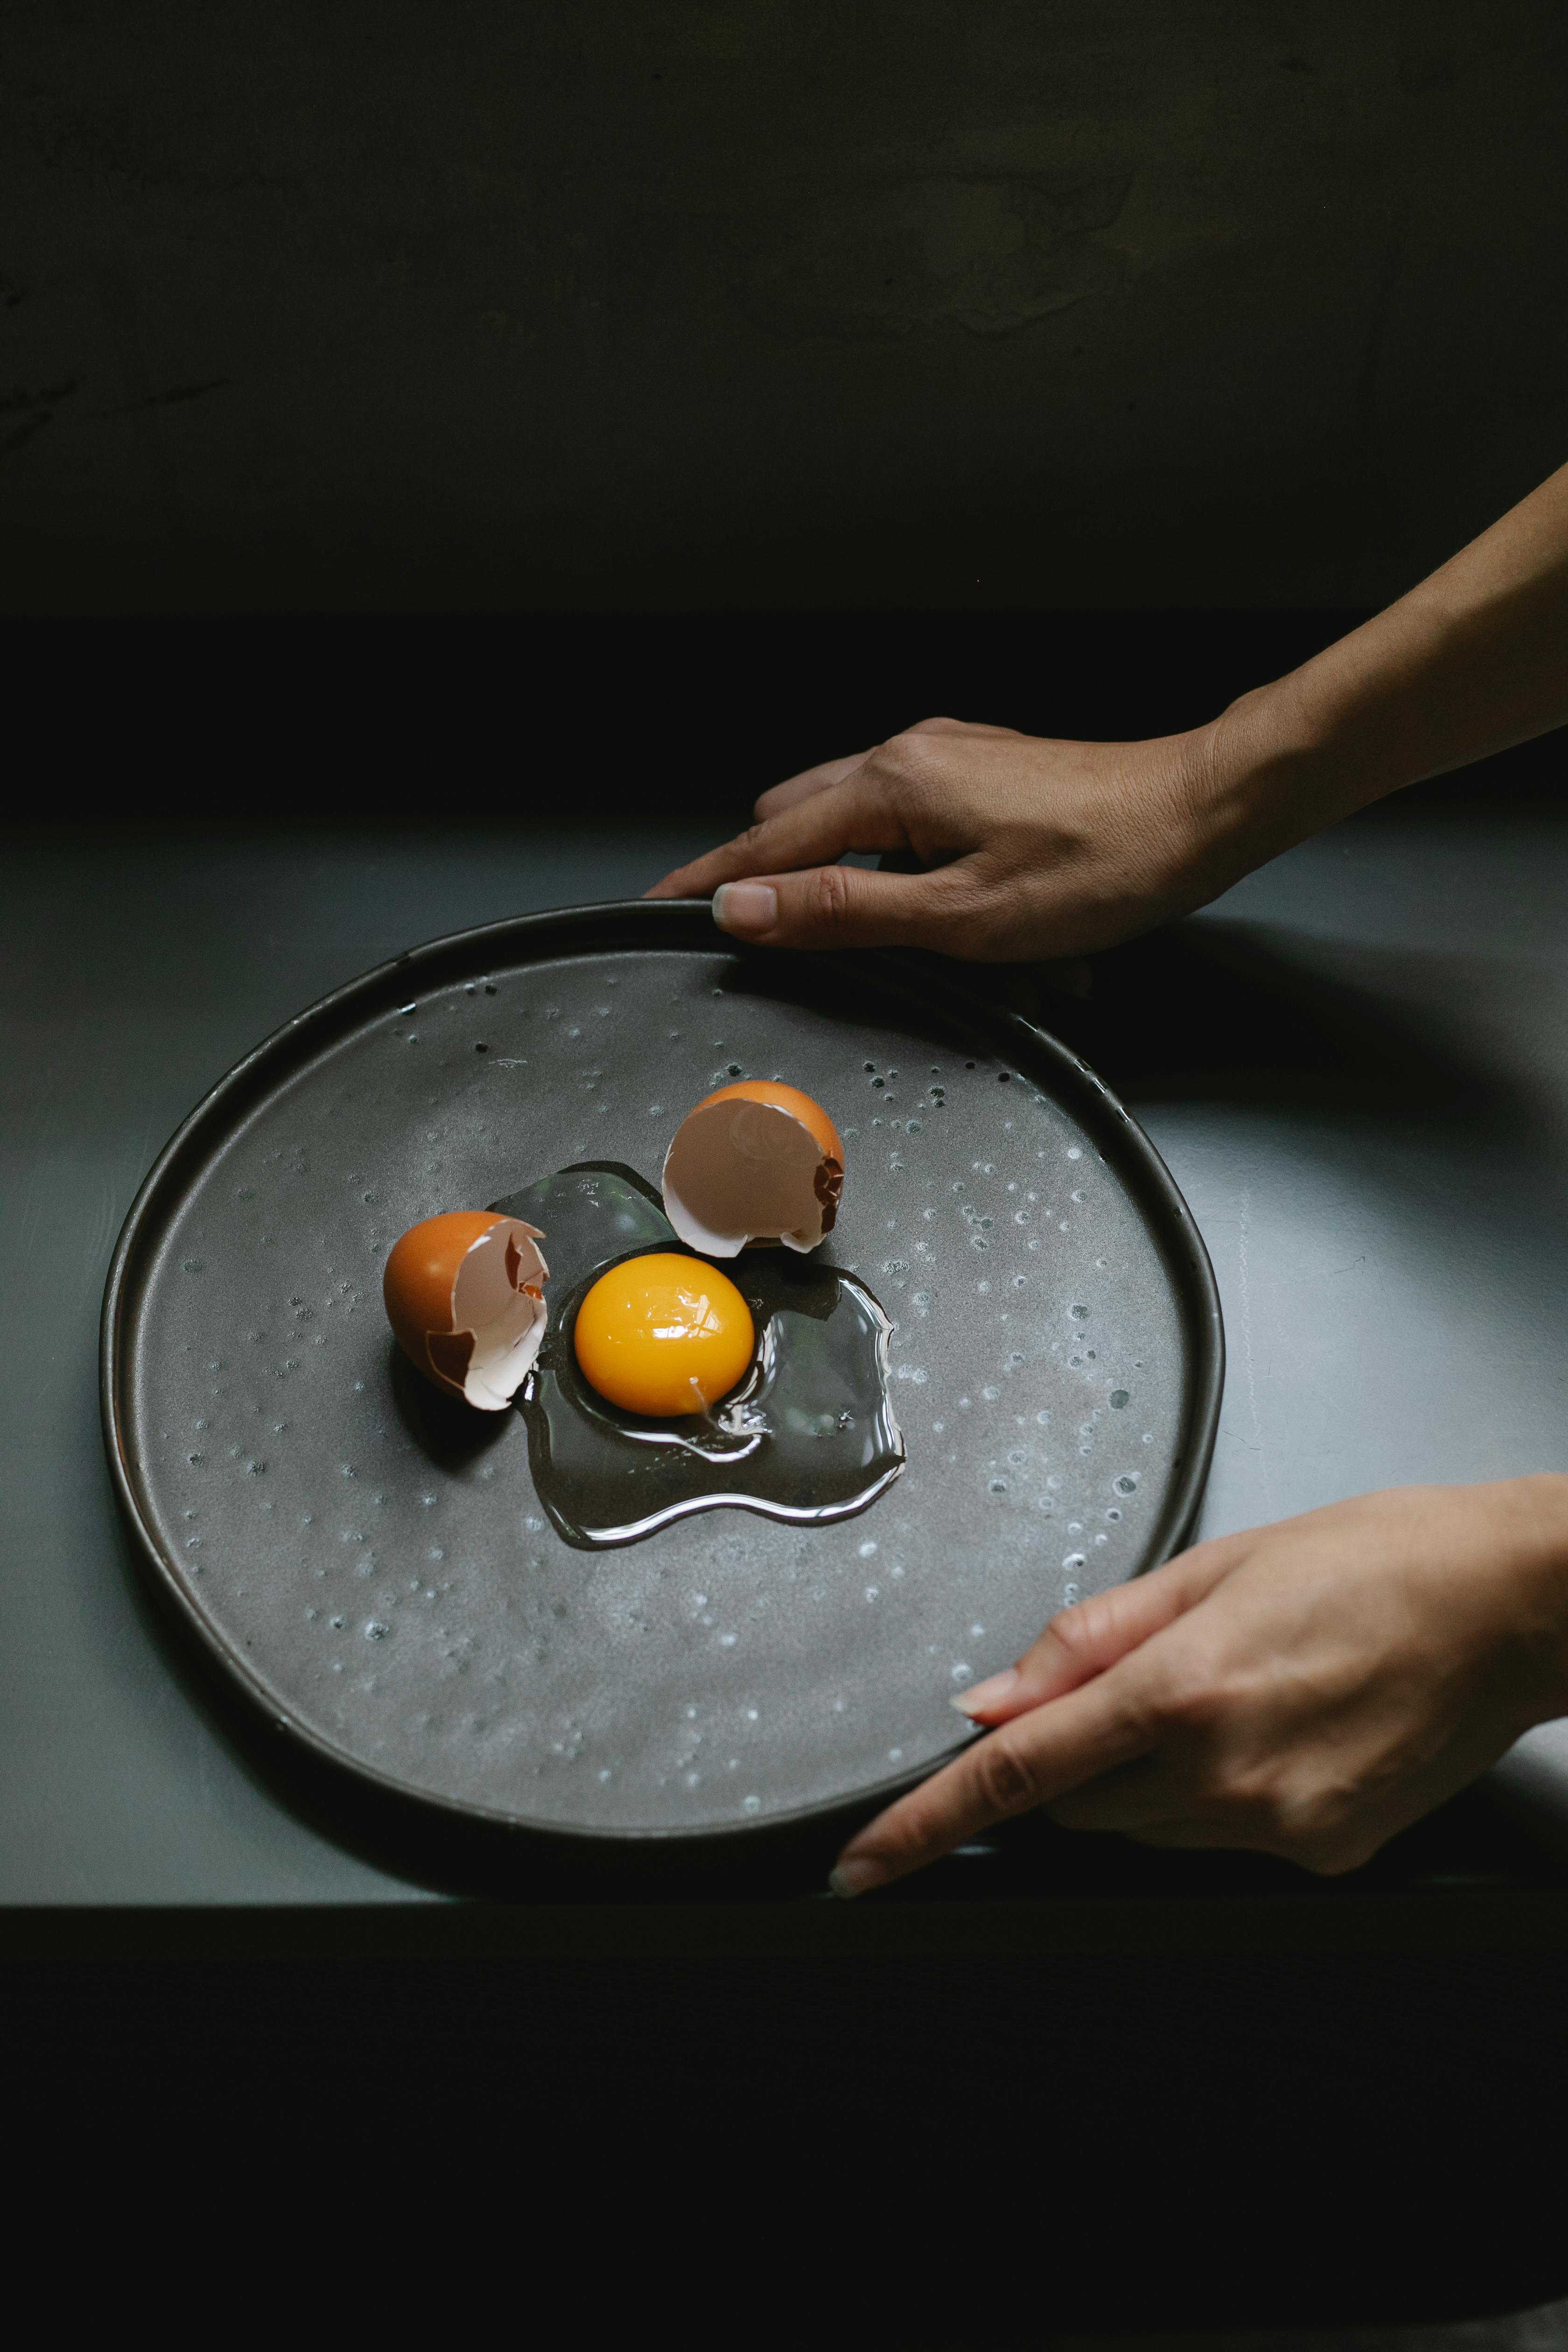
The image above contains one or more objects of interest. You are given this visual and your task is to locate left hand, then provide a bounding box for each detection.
[642,714,1258,961]
[828,1477,1568,1895]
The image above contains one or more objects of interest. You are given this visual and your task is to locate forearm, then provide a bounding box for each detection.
[1197,459,1568,852]
[650,460,1568,962]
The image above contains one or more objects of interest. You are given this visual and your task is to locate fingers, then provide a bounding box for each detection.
[644,772,902,904]
[753,751,873,821]
[828,1671,1154,1897]
[750,719,1014,821]
[645,756,1002,951]
[1048,1756,1188,1833]
[828,1533,1261,1894]
[952,1533,1250,1727]
[713,859,984,952]
[644,719,1003,905]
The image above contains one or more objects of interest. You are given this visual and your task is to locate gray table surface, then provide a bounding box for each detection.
[6,791,1568,1914]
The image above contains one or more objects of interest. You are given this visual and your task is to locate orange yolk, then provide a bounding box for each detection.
[573,1252,755,1418]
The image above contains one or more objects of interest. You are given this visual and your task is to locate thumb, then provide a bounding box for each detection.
[712,859,982,953]
[952,1533,1249,1725]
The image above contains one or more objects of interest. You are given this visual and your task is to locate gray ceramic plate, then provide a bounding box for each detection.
[102,902,1222,1857]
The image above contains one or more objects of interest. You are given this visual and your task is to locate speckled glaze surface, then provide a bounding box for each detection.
[103,903,1221,1849]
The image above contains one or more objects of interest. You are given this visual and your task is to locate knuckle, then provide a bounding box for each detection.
[882,1784,953,1867]
[1214,1760,1285,1822]
[1155,1658,1232,1740]
[1043,1608,1090,1665]
[1225,1771,1373,1875]
[1159,1688,1225,1745]
[935,863,1022,944]
[1281,1787,1374,1875]
[809,863,854,925]
[1041,1606,1104,1680]
[874,729,935,794]
[1052,1589,1114,1657]
[917,869,1001,953]
[971,1733,1042,1819]
[925,856,987,911]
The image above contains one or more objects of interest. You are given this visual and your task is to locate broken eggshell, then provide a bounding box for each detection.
[661,1081,844,1258]
[383,1210,548,1410]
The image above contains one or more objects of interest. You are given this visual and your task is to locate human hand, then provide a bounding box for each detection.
[829,1478,1568,1894]
[649,461,1568,964]
[644,710,1325,962]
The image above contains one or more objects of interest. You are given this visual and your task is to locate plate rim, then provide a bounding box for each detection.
[100,899,1225,1851]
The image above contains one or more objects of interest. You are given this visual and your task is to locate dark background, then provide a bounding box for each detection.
[8,16,1568,2329]
[4,0,1568,619]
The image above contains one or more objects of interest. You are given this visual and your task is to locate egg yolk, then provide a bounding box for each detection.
[573,1252,755,1418]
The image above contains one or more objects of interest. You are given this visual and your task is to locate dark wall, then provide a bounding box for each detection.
[4,1,1567,615]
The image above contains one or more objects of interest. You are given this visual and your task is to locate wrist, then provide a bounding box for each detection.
[1494,1474,1568,1728]
[1167,682,1364,890]
[1216,665,1391,816]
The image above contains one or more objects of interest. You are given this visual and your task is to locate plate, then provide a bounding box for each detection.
[102,903,1222,1858]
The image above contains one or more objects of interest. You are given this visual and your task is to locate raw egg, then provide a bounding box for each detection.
[662,1081,843,1257]
[383,1210,548,1410]
[574,1251,754,1417]
[489,1163,903,1551]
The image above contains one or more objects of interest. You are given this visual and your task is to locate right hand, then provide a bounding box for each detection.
[644,710,1288,962]
[829,1476,1568,1896]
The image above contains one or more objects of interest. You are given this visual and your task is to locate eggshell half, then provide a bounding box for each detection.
[383,1210,548,1409]
[661,1081,844,1257]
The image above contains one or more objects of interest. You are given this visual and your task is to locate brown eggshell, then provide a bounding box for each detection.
[383,1210,548,1410]
[661,1081,845,1257]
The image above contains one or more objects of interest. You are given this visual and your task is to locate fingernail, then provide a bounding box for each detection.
[950,1666,1020,1718]
[713,882,777,937]
[828,1856,887,1899]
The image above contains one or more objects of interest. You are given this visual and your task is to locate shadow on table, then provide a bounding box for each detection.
[388,1342,514,1470]
[994,917,1535,1141]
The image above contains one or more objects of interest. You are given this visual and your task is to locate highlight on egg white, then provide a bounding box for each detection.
[382,1210,549,1411]
[661,1081,844,1258]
